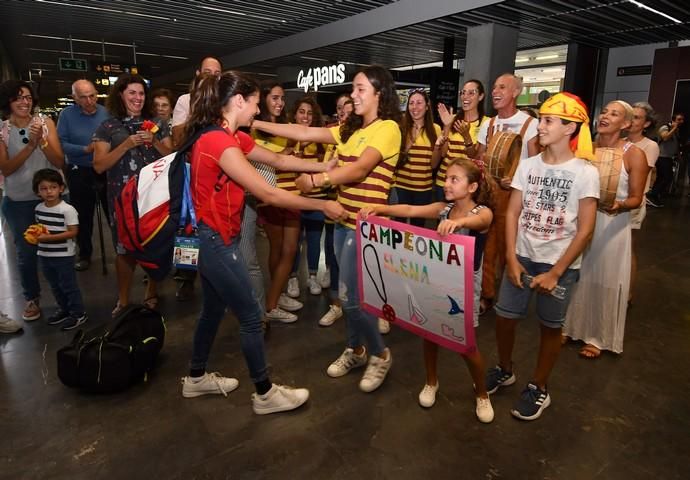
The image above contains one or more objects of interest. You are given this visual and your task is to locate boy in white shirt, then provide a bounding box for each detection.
[32,169,87,330]
[484,93,599,420]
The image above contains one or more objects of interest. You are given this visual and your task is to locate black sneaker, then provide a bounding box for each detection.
[486,365,516,394]
[47,310,70,326]
[61,314,88,331]
[511,383,551,421]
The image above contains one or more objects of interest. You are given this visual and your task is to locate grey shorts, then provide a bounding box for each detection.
[494,255,580,328]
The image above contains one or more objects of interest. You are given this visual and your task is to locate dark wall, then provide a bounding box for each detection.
[648,46,690,122]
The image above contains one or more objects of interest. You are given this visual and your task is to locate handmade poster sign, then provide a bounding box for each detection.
[357,216,476,354]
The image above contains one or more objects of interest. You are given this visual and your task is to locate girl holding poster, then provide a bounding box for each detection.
[252,65,401,393]
[359,158,496,423]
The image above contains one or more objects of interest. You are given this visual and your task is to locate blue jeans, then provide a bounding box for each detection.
[39,255,85,316]
[1,196,41,301]
[292,211,325,275]
[334,225,385,356]
[238,195,265,311]
[324,222,339,300]
[191,223,268,383]
[389,187,433,227]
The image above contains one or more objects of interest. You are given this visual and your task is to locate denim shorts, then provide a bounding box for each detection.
[494,255,580,328]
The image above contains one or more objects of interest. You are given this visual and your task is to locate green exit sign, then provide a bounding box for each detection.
[59,58,88,72]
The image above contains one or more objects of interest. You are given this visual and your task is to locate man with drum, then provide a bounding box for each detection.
[476,74,539,315]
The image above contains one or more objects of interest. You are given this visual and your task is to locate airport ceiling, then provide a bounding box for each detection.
[2,0,689,103]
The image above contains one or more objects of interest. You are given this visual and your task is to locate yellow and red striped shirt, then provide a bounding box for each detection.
[394,123,442,192]
[330,120,401,229]
[435,116,488,187]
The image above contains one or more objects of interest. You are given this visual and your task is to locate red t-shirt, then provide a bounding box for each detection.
[190,128,255,244]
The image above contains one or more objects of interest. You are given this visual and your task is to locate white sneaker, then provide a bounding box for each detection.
[278,294,303,312]
[318,269,331,289]
[418,383,439,408]
[252,384,309,415]
[378,317,390,334]
[266,308,297,323]
[359,348,392,392]
[181,372,239,398]
[0,311,22,334]
[476,396,495,423]
[319,304,342,327]
[327,347,367,377]
[307,275,322,295]
[286,277,300,298]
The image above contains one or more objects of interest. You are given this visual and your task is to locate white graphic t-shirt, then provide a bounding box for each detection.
[512,154,600,269]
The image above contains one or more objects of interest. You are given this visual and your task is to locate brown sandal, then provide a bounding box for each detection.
[579,344,601,359]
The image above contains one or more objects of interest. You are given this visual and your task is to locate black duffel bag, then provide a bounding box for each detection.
[57,305,166,393]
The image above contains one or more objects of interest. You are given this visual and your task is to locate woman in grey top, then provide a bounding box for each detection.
[0,80,64,321]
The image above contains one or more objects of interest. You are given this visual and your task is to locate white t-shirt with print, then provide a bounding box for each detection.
[512,154,600,269]
[478,110,538,160]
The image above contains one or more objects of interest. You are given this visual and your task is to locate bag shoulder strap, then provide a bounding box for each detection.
[519,115,534,139]
[486,117,496,144]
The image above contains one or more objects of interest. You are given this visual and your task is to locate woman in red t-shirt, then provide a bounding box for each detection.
[179,72,346,415]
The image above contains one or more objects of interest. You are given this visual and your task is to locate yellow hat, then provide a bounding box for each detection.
[539,92,594,160]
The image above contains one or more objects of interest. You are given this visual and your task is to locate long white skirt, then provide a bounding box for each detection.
[563,210,631,354]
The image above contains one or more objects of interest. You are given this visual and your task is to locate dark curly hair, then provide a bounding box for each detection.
[0,80,38,119]
[340,65,401,143]
[290,96,325,155]
[105,73,151,119]
[32,168,64,194]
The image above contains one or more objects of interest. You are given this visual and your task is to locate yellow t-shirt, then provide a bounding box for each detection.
[435,116,488,187]
[330,119,401,229]
[394,123,442,192]
[250,130,290,187]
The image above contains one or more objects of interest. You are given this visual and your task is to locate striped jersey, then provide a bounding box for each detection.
[394,123,442,191]
[35,200,78,257]
[251,131,291,187]
[436,116,488,187]
[330,120,401,229]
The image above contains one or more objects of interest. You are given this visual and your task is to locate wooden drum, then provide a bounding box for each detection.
[485,131,522,179]
[592,147,623,210]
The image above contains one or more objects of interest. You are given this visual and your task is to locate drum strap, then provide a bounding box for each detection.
[486,115,534,144]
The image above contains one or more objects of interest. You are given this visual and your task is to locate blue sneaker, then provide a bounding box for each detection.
[511,383,551,421]
[486,365,516,394]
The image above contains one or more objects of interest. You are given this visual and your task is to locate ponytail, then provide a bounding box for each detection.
[183,71,260,145]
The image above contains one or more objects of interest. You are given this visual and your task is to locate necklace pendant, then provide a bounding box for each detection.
[382,303,396,323]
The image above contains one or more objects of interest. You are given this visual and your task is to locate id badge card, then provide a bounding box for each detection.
[173,235,200,270]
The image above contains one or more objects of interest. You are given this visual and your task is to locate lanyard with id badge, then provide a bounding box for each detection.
[173,163,200,270]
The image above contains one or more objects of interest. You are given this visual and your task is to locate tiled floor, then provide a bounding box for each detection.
[1,196,688,479]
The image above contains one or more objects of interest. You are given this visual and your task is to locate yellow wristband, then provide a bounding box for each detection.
[40,140,49,149]
[322,172,332,187]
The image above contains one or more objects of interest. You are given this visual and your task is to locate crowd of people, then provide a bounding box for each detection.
[0,55,683,419]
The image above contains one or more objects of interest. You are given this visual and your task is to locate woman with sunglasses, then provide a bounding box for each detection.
[436,80,488,201]
[0,80,64,322]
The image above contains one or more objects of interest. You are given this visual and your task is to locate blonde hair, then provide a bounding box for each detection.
[608,100,634,122]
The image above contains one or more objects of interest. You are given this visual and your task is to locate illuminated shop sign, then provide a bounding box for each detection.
[297,64,346,92]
